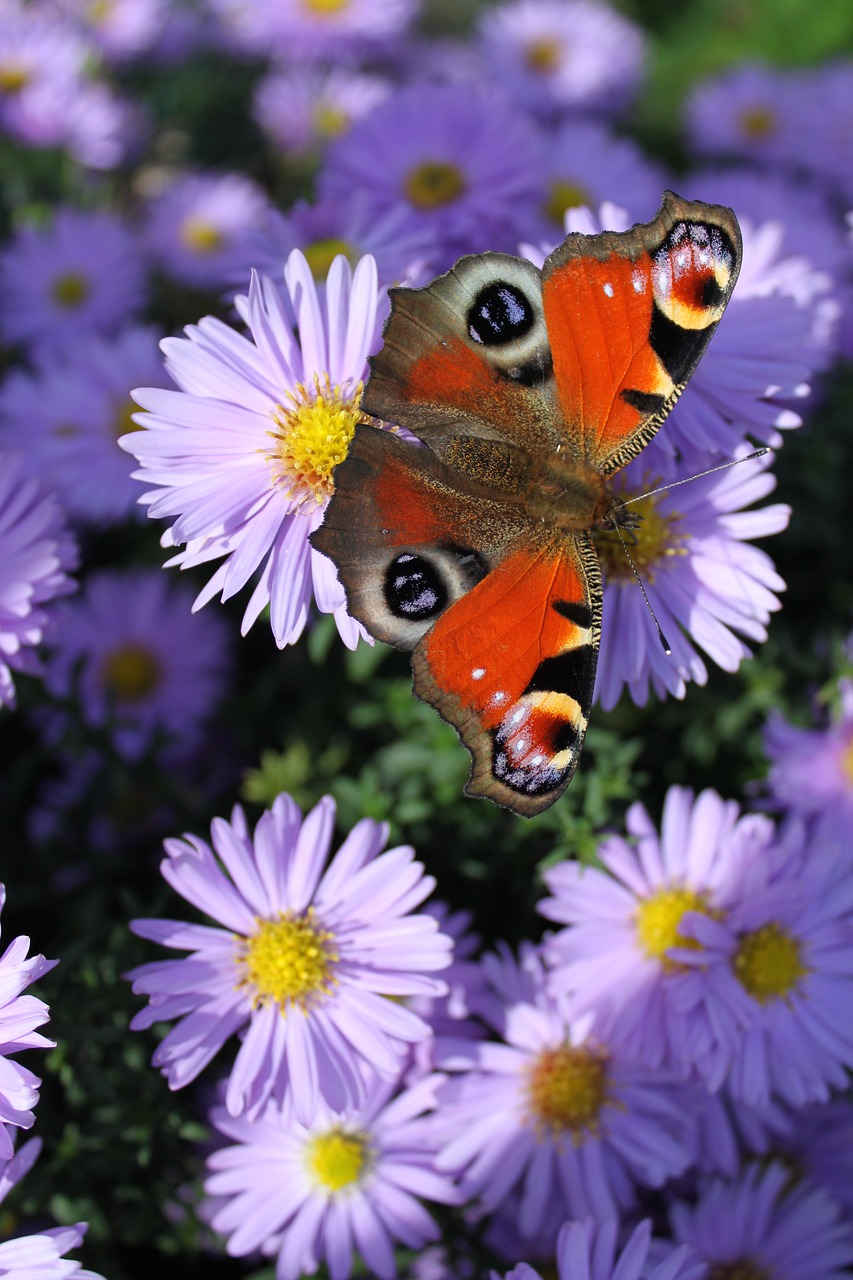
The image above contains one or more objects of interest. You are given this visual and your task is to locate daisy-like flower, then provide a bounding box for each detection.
[528,120,669,243]
[42,568,230,762]
[0,2,87,150]
[205,1074,460,1280]
[685,63,809,169]
[208,0,418,60]
[763,679,853,850]
[674,822,853,1107]
[540,787,780,1076]
[0,1138,103,1279]
[239,197,434,292]
[0,886,56,1159]
[477,0,645,117]
[498,1218,705,1280]
[143,172,272,290]
[785,1098,853,1215]
[319,83,543,263]
[0,451,77,710]
[123,250,386,649]
[0,326,169,527]
[669,1162,853,1279]
[593,438,789,708]
[0,209,146,356]
[52,0,166,62]
[434,944,695,1241]
[127,794,452,1123]
[253,66,390,157]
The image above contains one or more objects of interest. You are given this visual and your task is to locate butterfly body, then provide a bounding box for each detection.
[312,193,742,815]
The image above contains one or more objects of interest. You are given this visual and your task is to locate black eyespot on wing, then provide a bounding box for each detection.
[700,275,725,308]
[468,282,535,346]
[384,553,447,621]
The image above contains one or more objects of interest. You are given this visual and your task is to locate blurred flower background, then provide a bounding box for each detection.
[1,0,852,1276]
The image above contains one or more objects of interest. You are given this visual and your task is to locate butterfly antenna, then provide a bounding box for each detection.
[620,448,771,508]
[612,522,672,655]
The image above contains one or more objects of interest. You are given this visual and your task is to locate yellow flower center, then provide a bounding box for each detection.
[710,1263,770,1280]
[526,1044,609,1139]
[114,399,143,440]
[267,374,366,508]
[240,909,338,1010]
[87,0,114,23]
[740,106,777,139]
[303,238,354,280]
[180,216,225,255]
[0,64,30,93]
[841,737,853,786]
[405,161,466,210]
[635,887,712,968]
[303,0,349,14]
[593,491,687,583]
[51,272,90,309]
[306,1128,370,1192]
[101,644,162,703]
[525,36,562,73]
[313,102,350,139]
[544,178,592,227]
[734,923,807,1004]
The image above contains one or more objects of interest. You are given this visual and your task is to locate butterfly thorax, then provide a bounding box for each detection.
[522,451,626,534]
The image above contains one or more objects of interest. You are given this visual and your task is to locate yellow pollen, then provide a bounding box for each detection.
[303,0,349,14]
[525,36,562,73]
[734,923,807,1004]
[303,238,354,279]
[404,161,466,210]
[544,178,592,226]
[710,1263,770,1280]
[526,1044,609,1139]
[593,491,686,583]
[740,106,777,139]
[240,909,338,1010]
[313,102,350,139]
[635,887,712,968]
[51,272,90,309]
[841,737,853,786]
[114,399,143,440]
[0,64,30,93]
[267,374,366,508]
[100,644,162,703]
[306,1128,369,1192]
[180,216,225,255]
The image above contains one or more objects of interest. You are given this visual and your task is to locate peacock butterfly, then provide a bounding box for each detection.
[311,192,742,816]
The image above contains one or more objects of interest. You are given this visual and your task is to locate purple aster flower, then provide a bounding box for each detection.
[123,250,387,649]
[796,61,853,204]
[0,209,146,357]
[763,678,853,850]
[143,172,272,290]
[527,120,669,243]
[60,79,139,171]
[477,0,645,117]
[434,943,695,1243]
[0,887,56,1160]
[205,1073,460,1280]
[497,1218,705,1280]
[42,568,230,762]
[207,0,417,60]
[0,1138,102,1279]
[254,66,390,157]
[127,794,452,1123]
[669,1161,853,1279]
[318,83,544,264]
[237,197,434,293]
[784,1098,853,1215]
[540,787,780,1075]
[51,0,167,62]
[685,63,810,169]
[0,3,88,150]
[404,903,487,1082]
[690,1083,791,1179]
[673,821,853,1107]
[0,451,77,710]
[0,326,169,527]
[593,438,789,708]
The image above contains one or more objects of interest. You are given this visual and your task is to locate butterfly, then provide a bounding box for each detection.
[311,192,742,816]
